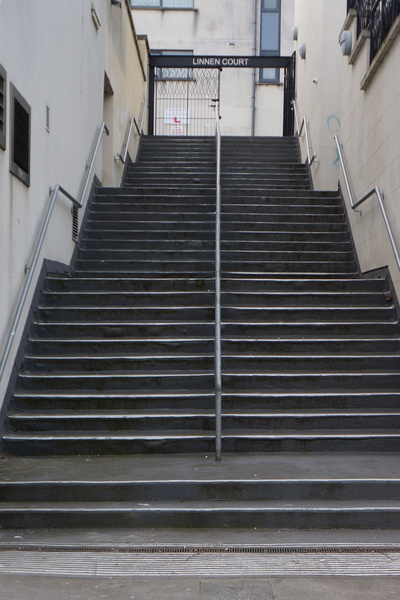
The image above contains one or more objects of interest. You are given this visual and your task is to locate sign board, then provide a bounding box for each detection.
[164,108,189,125]
[150,55,292,69]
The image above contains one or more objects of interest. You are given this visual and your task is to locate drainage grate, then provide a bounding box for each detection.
[1,545,400,554]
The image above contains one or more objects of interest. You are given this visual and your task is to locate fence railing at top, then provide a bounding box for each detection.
[347,0,400,59]
[370,0,400,60]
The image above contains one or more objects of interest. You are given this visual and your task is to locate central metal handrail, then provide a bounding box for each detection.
[292,100,316,166]
[334,134,400,271]
[0,122,109,385]
[214,100,222,462]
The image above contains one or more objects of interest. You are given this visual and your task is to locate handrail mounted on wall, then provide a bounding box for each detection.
[0,122,109,385]
[334,134,400,272]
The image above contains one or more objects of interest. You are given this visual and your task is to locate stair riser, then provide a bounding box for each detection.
[30,323,398,339]
[45,278,215,293]
[31,323,215,338]
[35,306,390,322]
[223,373,400,391]
[91,204,343,216]
[5,436,400,456]
[80,241,350,252]
[8,414,400,433]
[37,307,214,321]
[16,374,214,392]
[11,393,400,412]
[21,355,400,374]
[74,262,357,274]
[26,339,400,357]
[3,480,400,502]
[23,356,215,373]
[40,292,214,307]
[2,509,400,530]
[27,340,214,356]
[76,250,355,263]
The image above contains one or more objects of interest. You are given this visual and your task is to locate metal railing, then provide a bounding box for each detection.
[370,0,400,60]
[214,99,222,462]
[292,100,317,166]
[348,0,400,57]
[0,122,109,384]
[334,134,400,271]
[117,97,146,164]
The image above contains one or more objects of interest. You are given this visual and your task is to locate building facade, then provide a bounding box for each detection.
[130,0,295,137]
[0,0,148,408]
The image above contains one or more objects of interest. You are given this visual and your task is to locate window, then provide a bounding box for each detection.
[260,0,281,83]
[0,64,6,150]
[153,50,193,80]
[131,0,194,8]
[10,85,31,186]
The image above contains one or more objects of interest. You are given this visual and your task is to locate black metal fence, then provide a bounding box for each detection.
[347,0,400,60]
[370,0,400,60]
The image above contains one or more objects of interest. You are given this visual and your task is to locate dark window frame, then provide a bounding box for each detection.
[152,49,194,80]
[131,0,194,8]
[10,84,31,187]
[0,64,6,150]
[260,0,281,84]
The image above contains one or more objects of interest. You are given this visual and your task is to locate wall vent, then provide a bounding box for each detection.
[46,105,50,132]
[0,64,6,150]
[10,84,31,186]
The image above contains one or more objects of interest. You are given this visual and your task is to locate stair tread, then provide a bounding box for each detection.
[2,499,400,510]
[5,429,400,439]
[9,408,400,418]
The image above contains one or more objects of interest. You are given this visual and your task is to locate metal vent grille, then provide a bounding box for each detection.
[46,105,50,132]
[1,545,400,554]
[72,204,79,242]
[0,64,6,150]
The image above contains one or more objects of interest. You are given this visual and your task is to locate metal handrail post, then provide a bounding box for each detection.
[375,187,400,271]
[214,101,222,462]
[334,135,355,208]
[117,116,135,164]
[291,99,301,136]
[303,118,316,166]
[80,122,109,205]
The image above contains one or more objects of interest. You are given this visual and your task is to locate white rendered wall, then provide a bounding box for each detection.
[293,0,345,190]
[131,0,294,137]
[0,0,147,407]
[339,18,400,293]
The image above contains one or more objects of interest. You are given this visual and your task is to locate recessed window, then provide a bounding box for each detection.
[10,85,31,187]
[260,0,281,84]
[131,0,193,8]
[0,64,6,150]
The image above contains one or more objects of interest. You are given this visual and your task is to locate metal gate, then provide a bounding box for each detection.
[154,68,221,136]
[148,55,294,136]
[283,52,296,136]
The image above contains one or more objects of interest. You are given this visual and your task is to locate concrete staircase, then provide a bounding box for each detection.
[1,135,400,530]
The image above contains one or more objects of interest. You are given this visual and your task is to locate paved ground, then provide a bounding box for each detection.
[1,575,400,600]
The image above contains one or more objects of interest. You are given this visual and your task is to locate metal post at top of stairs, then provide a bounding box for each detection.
[214,100,222,461]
